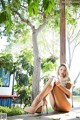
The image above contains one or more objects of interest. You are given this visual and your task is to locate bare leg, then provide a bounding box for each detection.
[24,78,55,113]
[50,85,72,112]
[31,78,54,107]
[49,91,55,108]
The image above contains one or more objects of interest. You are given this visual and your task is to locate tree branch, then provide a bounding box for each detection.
[37,14,46,33]
[74,71,80,84]
[71,30,80,44]
[13,10,34,30]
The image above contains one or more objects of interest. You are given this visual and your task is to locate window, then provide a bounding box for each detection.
[0,68,10,87]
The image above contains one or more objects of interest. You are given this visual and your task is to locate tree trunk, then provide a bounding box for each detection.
[32,28,41,100]
[14,10,46,100]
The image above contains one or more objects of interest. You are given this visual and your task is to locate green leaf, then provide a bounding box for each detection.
[27,0,32,5]
[28,4,33,16]
[28,0,39,16]
[5,7,13,32]
[43,0,54,14]
[33,0,39,15]
[43,0,49,11]
[0,11,7,23]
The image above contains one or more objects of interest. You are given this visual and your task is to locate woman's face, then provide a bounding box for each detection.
[58,66,67,78]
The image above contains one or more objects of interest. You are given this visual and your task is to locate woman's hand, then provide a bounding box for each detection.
[66,82,73,89]
[55,81,61,87]
[56,81,72,98]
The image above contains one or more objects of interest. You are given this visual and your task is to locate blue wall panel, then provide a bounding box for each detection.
[0,98,12,107]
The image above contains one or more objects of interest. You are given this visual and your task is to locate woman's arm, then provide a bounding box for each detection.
[55,81,72,98]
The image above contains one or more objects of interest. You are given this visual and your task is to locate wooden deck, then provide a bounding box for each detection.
[8,106,80,120]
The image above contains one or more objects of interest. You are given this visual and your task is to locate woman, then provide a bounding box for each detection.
[24,63,72,114]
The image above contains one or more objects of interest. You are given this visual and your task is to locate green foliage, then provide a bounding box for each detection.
[11,0,21,10]
[0,0,79,35]
[27,0,55,16]
[17,49,33,75]
[71,0,80,6]
[41,56,57,84]
[0,52,13,63]
[0,11,8,23]
[41,56,57,72]
[66,5,79,25]
[9,107,24,116]
[0,52,18,75]
[42,62,55,72]
[47,56,57,63]
[13,49,33,106]
[1,0,6,10]
[0,50,33,106]
[5,7,13,33]
[14,86,32,106]
[28,0,39,15]
[0,48,33,75]
[43,0,55,14]
[0,106,11,113]
[0,53,14,73]
[14,75,32,106]
[0,106,24,116]
[66,13,77,25]
[0,0,13,32]
[16,72,28,86]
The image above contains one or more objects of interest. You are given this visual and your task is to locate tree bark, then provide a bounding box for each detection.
[32,28,41,100]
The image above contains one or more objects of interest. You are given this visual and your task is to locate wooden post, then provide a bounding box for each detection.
[60,0,66,64]
[62,0,80,4]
